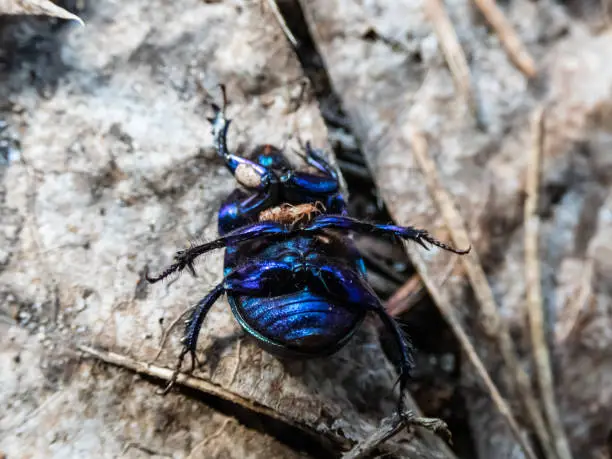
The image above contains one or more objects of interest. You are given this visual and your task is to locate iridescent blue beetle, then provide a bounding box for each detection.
[146,87,469,408]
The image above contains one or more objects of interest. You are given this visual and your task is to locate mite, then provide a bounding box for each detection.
[146,87,470,410]
[258,201,326,226]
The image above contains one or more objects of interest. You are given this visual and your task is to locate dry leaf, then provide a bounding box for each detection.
[0,0,84,25]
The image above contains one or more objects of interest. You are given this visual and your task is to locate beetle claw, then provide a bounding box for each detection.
[186,261,197,277]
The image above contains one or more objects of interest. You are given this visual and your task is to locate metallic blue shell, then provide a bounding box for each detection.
[219,147,365,358]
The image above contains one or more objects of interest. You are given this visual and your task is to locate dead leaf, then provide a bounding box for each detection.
[0,0,84,25]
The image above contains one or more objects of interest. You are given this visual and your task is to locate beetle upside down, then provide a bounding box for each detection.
[146,86,470,412]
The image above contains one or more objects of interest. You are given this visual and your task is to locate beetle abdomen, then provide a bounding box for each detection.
[229,290,365,357]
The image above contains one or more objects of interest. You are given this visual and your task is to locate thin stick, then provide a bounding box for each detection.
[265,0,299,48]
[409,131,554,459]
[403,244,538,459]
[342,410,451,459]
[120,442,172,458]
[556,259,594,344]
[424,0,482,126]
[472,0,537,78]
[153,305,196,362]
[524,107,574,459]
[78,345,297,422]
[385,258,459,317]
[385,273,423,317]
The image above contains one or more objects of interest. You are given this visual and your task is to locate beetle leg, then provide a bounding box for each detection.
[308,262,414,411]
[160,283,225,394]
[371,305,414,413]
[208,90,275,192]
[145,221,288,283]
[281,167,339,196]
[281,143,340,198]
[297,141,339,180]
[219,186,278,234]
[181,284,225,364]
[304,215,471,255]
[161,260,294,393]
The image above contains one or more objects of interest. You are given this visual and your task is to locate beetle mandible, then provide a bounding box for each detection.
[146,86,470,410]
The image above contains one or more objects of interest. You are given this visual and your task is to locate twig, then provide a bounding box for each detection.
[472,0,537,78]
[524,107,574,459]
[556,259,594,344]
[424,0,482,126]
[153,305,196,362]
[385,273,423,317]
[120,442,172,458]
[265,0,299,48]
[385,258,459,317]
[342,410,451,459]
[402,243,538,459]
[408,131,550,459]
[77,344,302,428]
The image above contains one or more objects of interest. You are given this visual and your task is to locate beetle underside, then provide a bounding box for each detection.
[146,86,469,411]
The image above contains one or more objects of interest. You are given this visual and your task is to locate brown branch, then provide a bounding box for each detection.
[472,0,537,78]
[524,107,574,459]
[342,410,451,459]
[424,0,482,125]
[408,131,549,459]
[556,259,594,344]
[385,258,459,318]
[385,273,424,317]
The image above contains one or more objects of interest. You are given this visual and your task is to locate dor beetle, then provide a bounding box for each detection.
[146,87,469,409]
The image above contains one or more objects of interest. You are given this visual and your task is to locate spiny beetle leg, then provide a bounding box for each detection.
[145,221,288,284]
[159,285,224,395]
[281,169,339,197]
[282,144,339,197]
[308,262,414,408]
[181,284,225,362]
[219,187,278,235]
[208,103,231,159]
[298,141,339,181]
[162,260,294,393]
[208,87,274,191]
[304,215,471,254]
